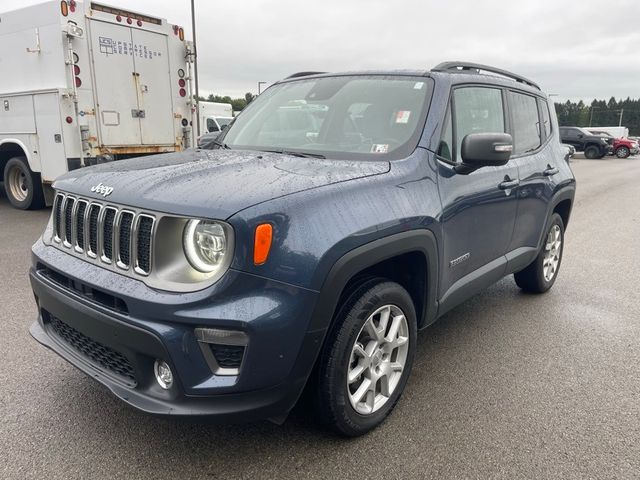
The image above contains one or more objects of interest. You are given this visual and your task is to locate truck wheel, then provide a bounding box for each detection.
[616,146,630,158]
[3,157,45,210]
[584,146,600,159]
[315,279,417,436]
[514,213,564,294]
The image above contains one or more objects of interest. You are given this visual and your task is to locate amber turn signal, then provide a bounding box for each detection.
[254,223,273,265]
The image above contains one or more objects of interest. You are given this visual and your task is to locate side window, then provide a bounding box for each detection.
[207,118,219,133]
[540,99,552,139]
[453,87,505,163]
[437,105,453,162]
[508,91,541,155]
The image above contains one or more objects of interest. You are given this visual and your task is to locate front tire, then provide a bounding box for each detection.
[315,279,417,436]
[584,146,600,159]
[3,156,45,210]
[616,146,630,158]
[514,213,565,293]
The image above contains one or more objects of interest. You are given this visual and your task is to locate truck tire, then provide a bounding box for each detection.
[584,145,600,159]
[616,146,630,158]
[315,278,417,436]
[514,213,564,294]
[3,156,45,210]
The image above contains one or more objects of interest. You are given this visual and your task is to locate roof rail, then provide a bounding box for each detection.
[432,62,540,91]
[285,71,327,79]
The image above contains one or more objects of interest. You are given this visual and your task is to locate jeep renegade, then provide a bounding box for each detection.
[29,62,576,436]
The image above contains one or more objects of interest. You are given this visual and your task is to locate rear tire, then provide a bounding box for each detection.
[584,146,599,159]
[616,146,630,158]
[315,279,417,436]
[3,156,45,210]
[514,213,564,294]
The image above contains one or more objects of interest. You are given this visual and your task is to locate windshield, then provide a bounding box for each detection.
[220,75,433,160]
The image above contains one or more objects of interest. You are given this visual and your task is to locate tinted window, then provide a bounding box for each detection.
[508,91,541,155]
[453,87,505,163]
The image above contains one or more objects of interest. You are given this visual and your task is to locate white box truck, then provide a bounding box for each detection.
[198,101,233,136]
[0,1,194,210]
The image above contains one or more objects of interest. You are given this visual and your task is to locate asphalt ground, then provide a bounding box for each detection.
[1,154,639,479]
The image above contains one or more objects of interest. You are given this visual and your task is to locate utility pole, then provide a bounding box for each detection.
[619,108,624,127]
[191,0,200,136]
[258,81,266,95]
[589,107,595,127]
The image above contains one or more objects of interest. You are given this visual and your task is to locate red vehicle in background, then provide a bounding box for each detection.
[587,130,639,158]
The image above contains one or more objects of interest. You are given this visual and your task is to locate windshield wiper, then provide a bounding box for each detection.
[261,149,326,159]
[212,140,231,149]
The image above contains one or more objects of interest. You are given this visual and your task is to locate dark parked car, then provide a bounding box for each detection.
[559,126,612,159]
[29,62,575,436]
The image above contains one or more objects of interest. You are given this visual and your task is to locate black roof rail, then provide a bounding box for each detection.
[432,61,540,91]
[285,71,327,79]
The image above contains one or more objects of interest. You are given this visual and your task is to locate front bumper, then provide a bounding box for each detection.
[29,240,324,421]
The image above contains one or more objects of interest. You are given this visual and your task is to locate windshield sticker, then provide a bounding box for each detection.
[371,144,389,154]
[395,111,412,124]
[414,82,424,90]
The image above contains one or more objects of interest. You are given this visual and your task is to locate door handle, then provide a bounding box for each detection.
[499,178,520,190]
[543,166,559,176]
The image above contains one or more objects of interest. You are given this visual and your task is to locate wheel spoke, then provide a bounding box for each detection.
[385,314,404,343]
[348,364,366,384]
[352,378,372,404]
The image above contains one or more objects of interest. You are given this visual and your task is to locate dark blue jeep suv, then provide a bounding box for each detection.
[29,62,575,436]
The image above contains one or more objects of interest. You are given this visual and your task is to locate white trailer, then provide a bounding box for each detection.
[588,126,629,139]
[198,101,233,136]
[0,1,195,209]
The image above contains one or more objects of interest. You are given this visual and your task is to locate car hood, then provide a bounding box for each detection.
[53,149,390,219]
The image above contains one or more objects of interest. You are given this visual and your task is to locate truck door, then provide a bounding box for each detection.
[130,28,175,145]
[89,21,142,146]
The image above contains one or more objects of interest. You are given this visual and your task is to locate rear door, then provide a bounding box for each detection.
[130,28,175,145]
[89,21,142,146]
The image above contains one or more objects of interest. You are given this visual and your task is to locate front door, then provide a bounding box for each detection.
[436,86,519,299]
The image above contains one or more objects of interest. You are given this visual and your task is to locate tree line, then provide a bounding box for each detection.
[195,93,256,112]
[555,98,640,136]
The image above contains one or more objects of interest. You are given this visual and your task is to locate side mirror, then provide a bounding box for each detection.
[456,132,513,174]
[577,133,584,139]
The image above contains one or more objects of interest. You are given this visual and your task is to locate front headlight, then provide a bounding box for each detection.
[183,219,231,273]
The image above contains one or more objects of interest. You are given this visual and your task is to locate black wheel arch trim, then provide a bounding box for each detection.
[308,229,439,334]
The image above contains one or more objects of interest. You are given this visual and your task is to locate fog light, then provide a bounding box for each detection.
[154,359,173,389]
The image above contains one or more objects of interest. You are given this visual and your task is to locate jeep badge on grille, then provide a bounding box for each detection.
[90,183,114,197]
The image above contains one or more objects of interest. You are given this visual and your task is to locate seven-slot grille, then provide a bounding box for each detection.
[52,192,156,276]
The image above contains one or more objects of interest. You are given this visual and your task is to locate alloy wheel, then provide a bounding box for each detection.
[347,304,409,415]
[543,224,562,282]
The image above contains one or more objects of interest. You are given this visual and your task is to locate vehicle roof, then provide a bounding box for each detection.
[276,65,546,97]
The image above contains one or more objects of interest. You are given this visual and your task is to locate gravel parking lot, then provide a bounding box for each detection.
[1,155,639,479]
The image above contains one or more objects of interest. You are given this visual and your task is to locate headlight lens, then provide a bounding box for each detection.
[183,220,229,273]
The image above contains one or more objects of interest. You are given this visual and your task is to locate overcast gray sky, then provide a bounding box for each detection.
[5,0,640,101]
